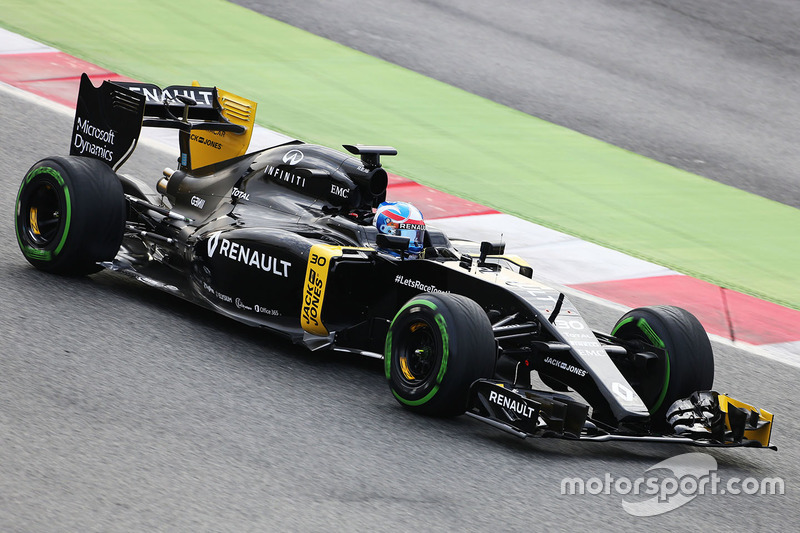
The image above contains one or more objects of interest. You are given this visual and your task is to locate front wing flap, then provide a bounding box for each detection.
[466,380,776,450]
[665,390,775,448]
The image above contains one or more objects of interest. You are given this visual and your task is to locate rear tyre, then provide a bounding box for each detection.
[611,305,714,427]
[15,156,125,275]
[385,293,496,417]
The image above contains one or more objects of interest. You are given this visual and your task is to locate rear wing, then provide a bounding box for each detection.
[69,73,257,171]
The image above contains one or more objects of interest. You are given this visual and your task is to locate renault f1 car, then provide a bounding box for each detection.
[15,74,775,449]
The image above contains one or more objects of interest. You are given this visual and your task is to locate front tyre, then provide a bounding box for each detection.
[15,156,126,275]
[611,305,714,427]
[385,293,496,417]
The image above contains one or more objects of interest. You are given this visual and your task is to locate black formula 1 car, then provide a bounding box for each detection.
[15,74,775,449]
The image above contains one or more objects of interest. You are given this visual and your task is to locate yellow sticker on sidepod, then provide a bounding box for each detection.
[301,245,343,336]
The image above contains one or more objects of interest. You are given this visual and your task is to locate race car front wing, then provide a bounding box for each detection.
[466,379,776,449]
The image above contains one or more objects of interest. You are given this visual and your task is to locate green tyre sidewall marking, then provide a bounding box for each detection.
[611,316,634,336]
[612,315,671,415]
[16,166,72,262]
[385,297,450,407]
[634,318,671,415]
[384,298,437,379]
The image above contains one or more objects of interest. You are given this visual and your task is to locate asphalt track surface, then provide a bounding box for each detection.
[1,87,798,530]
[238,0,800,208]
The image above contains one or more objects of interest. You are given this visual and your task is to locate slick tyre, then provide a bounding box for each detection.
[612,305,714,427]
[15,156,125,275]
[385,293,496,417]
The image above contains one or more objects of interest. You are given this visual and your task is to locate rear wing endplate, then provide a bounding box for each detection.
[69,74,145,171]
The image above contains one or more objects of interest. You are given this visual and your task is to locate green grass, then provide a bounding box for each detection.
[3,0,799,309]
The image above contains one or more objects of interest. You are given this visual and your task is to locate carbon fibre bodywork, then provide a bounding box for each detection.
[41,75,777,449]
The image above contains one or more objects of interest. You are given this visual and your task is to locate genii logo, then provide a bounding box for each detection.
[191,195,206,209]
[282,149,304,166]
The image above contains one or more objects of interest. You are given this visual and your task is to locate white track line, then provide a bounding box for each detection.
[0,27,55,53]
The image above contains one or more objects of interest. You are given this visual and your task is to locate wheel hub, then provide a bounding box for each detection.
[398,321,437,383]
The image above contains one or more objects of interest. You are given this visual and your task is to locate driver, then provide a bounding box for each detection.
[374,201,426,255]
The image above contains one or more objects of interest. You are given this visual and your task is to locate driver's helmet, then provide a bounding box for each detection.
[374,201,426,254]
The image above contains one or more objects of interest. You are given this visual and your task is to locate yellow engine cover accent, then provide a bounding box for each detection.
[187,82,257,169]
